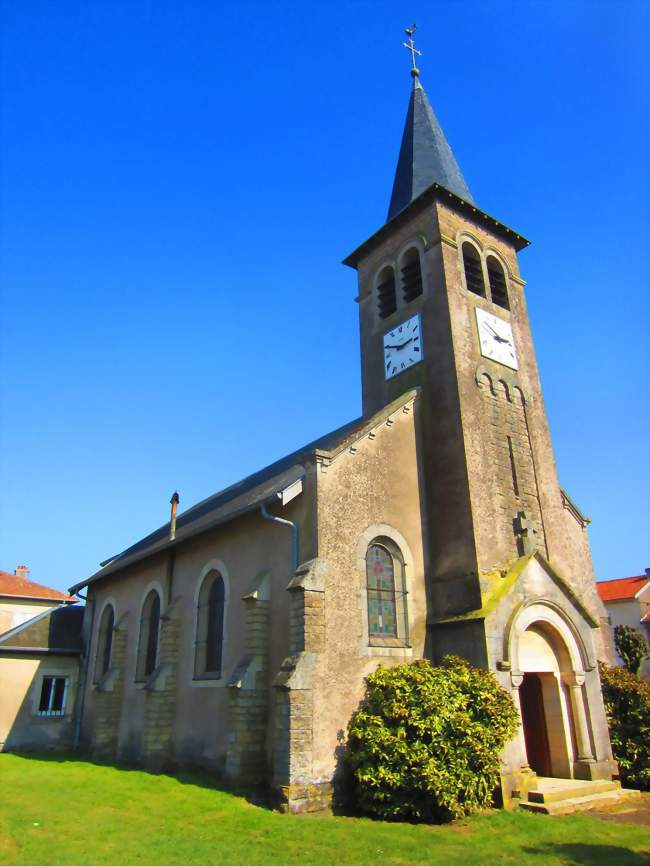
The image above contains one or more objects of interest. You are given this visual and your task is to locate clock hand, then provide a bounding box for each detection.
[484,323,510,344]
[385,337,414,351]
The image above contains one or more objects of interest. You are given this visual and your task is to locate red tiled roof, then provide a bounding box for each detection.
[0,569,75,603]
[597,575,650,603]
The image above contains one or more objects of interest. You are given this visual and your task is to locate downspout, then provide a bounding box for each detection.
[261,499,299,575]
[73,587,94,751]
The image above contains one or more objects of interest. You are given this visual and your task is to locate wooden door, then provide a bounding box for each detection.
[519,673,552,777]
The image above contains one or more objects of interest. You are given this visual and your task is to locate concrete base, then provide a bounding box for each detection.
[519,777,640,815]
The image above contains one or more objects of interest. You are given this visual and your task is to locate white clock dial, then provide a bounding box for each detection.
[383,314,423,380]
[476,307,518,370]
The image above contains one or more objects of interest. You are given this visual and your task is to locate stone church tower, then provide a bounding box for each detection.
[343,60,615,794]
[70,43,617,813]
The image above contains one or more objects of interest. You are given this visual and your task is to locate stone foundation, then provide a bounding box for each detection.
[277,781,334,814]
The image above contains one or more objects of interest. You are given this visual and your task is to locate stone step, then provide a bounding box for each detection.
[528,779,620,804]
[520,787,640,816]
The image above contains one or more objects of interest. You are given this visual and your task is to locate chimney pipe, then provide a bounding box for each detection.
[169,492,179,541]
[15,565,29,581]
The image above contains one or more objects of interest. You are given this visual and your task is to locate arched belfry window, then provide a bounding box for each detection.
[194,570,225,679]
[462,242,486,298]
[486,256,510,310]
[377,266,397,320]
[366,539,408,643]
[401,247,423,303]
[136,590,161,681]
[94,604,115,683]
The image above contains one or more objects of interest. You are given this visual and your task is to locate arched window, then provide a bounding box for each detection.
[366,539,408,642]
[194,570,225,679]
[486,256,510,310]
[377,265,397,319]
[136,590,161,681]
[401,248,423,303]
[94,604,115,683]
[462,242,486,298]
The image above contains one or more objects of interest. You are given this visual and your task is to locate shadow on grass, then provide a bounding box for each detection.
[523,844,649,865]
[4,750,275,809]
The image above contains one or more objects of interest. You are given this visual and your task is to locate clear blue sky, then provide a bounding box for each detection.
[1,1,648,594]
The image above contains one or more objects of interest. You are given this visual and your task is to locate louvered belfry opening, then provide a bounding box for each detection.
[401,248,423,303]
[462,242,486,298]
[487,256,510,310]
[377,266,397,319]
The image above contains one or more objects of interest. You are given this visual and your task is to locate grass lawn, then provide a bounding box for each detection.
[0,754,648,866]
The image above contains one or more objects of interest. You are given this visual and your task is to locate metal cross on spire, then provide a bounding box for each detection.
[403,24,421,81]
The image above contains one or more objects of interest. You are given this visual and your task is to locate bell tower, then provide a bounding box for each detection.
[343,37,604,627]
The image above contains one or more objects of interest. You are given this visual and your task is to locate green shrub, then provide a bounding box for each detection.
[599,661,650,791]
[614,625,648,674]
[344,656,520,822]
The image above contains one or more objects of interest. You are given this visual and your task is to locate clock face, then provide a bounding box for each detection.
[476,307,518,370]
[383,314,423,380]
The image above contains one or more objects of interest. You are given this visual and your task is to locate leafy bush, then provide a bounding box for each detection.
[599,661,650,791]
[345,656,520,822]
[614,625,648,674]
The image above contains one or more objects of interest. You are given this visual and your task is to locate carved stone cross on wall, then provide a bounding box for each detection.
[514,510,536,556]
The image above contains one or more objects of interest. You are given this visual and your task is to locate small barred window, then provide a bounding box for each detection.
[401,248,423,303]
[462,242,486,298]
[487,256,509,310]
[38,676,68,716]
[377,266,397,319]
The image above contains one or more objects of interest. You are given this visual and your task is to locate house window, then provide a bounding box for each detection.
[377,266,397,319]
[195,570,225,679]
[462,242,486,298]
[401,248,423,303]
[366,539,408,642]
[94,604,115,682]
[487,255,509,310]
[136,590,161,681]
[38,676,68,716]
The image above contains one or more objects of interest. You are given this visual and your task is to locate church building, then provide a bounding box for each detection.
[70,42,616,813]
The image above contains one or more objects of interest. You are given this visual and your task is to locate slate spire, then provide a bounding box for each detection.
[387,67,474,222]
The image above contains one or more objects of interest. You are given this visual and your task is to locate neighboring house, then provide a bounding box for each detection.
[597,570,650,679]
[68,55,617,814]
[0,566,83,751]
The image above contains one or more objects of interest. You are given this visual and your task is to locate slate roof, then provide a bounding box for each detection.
[597,575,650,603]
[0,604,84,654]
[387,78,474,222]
[69,392,419,595]
[0,569,76,603]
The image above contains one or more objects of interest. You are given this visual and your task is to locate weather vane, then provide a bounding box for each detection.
[403,24,421,80]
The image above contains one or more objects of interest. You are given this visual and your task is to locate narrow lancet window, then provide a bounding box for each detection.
[94,604,115,682]
[487,256,510,310]
[195,571,225,679]
[401,248,423,303]
[377,266,397,319]
[462,242,486,298]
[136,590,161,680]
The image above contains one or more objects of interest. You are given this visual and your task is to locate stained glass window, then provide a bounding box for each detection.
[366,543,398,637]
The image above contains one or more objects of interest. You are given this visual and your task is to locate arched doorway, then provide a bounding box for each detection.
[509,604,596,779]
